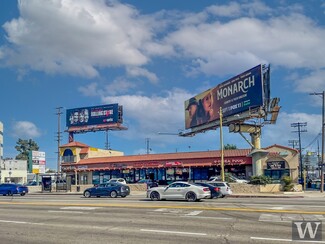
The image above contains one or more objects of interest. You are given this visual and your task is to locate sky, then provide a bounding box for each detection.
[0,0,325,170]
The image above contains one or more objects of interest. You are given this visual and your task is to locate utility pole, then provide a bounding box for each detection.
[219,107,225,182]
[145,138,151,154]
[56,107,63,175]
[291,122,307,184]
[288,139,299,149]
[310,91,325,192]
[105,130,110,150]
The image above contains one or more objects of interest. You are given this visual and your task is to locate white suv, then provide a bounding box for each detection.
[108,178,127,184]
[207,181,232,197]
[209,175,248,184]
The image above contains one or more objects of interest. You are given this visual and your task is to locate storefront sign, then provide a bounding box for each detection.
[267,161,285,169]
[165,161,183,167]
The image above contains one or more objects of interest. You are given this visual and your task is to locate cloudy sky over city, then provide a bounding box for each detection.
[0,0,325,169]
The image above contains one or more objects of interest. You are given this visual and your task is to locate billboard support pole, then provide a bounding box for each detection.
[220,107,225,182]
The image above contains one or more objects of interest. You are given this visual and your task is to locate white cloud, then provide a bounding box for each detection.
[293,69,325,93]
[262,112,321,149]
[100,89,192,140]
[126,66,158,83]
[1,0,153,77]
[12,121,42,138]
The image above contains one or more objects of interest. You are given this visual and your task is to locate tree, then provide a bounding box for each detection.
[224,144,237,150]
[15,138,39,160]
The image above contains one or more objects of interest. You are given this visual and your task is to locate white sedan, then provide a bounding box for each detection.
[147,181,210,202]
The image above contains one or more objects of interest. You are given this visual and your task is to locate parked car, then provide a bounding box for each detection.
[137,179,158,188]
[147,181,210,202]
[194,182,221,199]
[83,183,130,198]
[209,175,248,184]
[0,183,29,196]
[207,181,232,198]
[108,178,127,184]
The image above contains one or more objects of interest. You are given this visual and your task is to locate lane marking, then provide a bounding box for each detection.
[185,210,202,216]
[140,229,207,236]
[0,219,43,225]
[251,236,325,243]
[181,216,233,220]
[60,207,100,210]
[1,201,325,215]
[48,210,86,214]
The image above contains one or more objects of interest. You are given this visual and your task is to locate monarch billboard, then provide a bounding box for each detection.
[185,64,266,129]
[66,104,122,128]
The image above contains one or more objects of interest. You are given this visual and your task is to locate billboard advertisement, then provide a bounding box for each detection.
[66,104,120,128]
[185,64,264,129]
[30,151,46,174]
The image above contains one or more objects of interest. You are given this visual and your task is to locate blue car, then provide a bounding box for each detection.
[83,183,130,198]
[0,183,29,196]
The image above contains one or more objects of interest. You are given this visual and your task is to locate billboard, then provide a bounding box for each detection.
[29,151,46,174]
[66,104,121,128]
[185,64,264,129]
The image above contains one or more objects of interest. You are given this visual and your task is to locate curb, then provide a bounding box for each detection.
[228,195,304,198]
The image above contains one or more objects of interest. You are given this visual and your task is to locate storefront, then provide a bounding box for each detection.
[60,142,298,185]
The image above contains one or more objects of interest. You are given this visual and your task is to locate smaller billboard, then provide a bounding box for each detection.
[66,104,121,128]
[185,64,264,129]
[29,151,46,174]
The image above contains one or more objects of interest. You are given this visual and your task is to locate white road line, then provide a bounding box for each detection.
[181,216,233,220]
[140,229,207,236]
[0,219,43,225]
[154,208,167,212]
[185,210,203,216]
[251,236,325,243]
[60,207,101,210]
[270,207,284,210]
[48,210,86,214]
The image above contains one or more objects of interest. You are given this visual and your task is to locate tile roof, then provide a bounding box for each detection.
[75,149,252,165]
[60,141,89,148]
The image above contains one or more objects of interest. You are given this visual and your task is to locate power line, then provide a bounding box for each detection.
[291,122,307,182]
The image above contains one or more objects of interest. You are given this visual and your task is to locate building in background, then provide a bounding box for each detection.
[0,159,27,184]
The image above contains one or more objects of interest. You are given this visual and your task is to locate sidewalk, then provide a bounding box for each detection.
[28,190,325,198]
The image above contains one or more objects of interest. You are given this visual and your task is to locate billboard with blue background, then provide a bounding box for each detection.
[185,65,264,129]
[66,104,119,128]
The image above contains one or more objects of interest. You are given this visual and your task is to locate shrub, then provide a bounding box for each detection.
[281,175,294,191]
[249,175,272,185]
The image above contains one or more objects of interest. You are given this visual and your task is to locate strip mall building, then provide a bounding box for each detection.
[60,142,299,185]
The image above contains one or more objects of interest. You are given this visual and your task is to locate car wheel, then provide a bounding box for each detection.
[110,190,118,198]
[221,195,226,198]
[150,191,160,201]
[20,193,26,196]
[84,191,91,198]
[186,191,197,202]
[121,195,126,198]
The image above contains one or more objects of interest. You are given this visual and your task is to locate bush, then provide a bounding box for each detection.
[249,175,272,185]
[281,175,294,191]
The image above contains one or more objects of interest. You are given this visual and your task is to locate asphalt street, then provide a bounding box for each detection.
[0,194,325,243]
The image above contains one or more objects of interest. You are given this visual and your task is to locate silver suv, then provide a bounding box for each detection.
[207,181,232,198]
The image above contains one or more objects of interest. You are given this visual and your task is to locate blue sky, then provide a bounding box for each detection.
[0,0,325,170]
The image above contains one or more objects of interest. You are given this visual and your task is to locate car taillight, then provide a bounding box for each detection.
[215,187,220,191]
[203,187,210,192]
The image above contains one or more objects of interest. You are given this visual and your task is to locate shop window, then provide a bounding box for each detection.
[157,168,165,181]
[166,168,174,181]
[92,171,99,185]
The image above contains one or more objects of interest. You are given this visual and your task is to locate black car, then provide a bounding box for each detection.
[137,179,158,189]
[194,182,221,199]
[83,183,130,198]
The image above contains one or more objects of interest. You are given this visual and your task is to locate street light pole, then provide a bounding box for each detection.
[219,107,225,182]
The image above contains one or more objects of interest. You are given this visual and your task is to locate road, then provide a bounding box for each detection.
[0,194,325,243]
